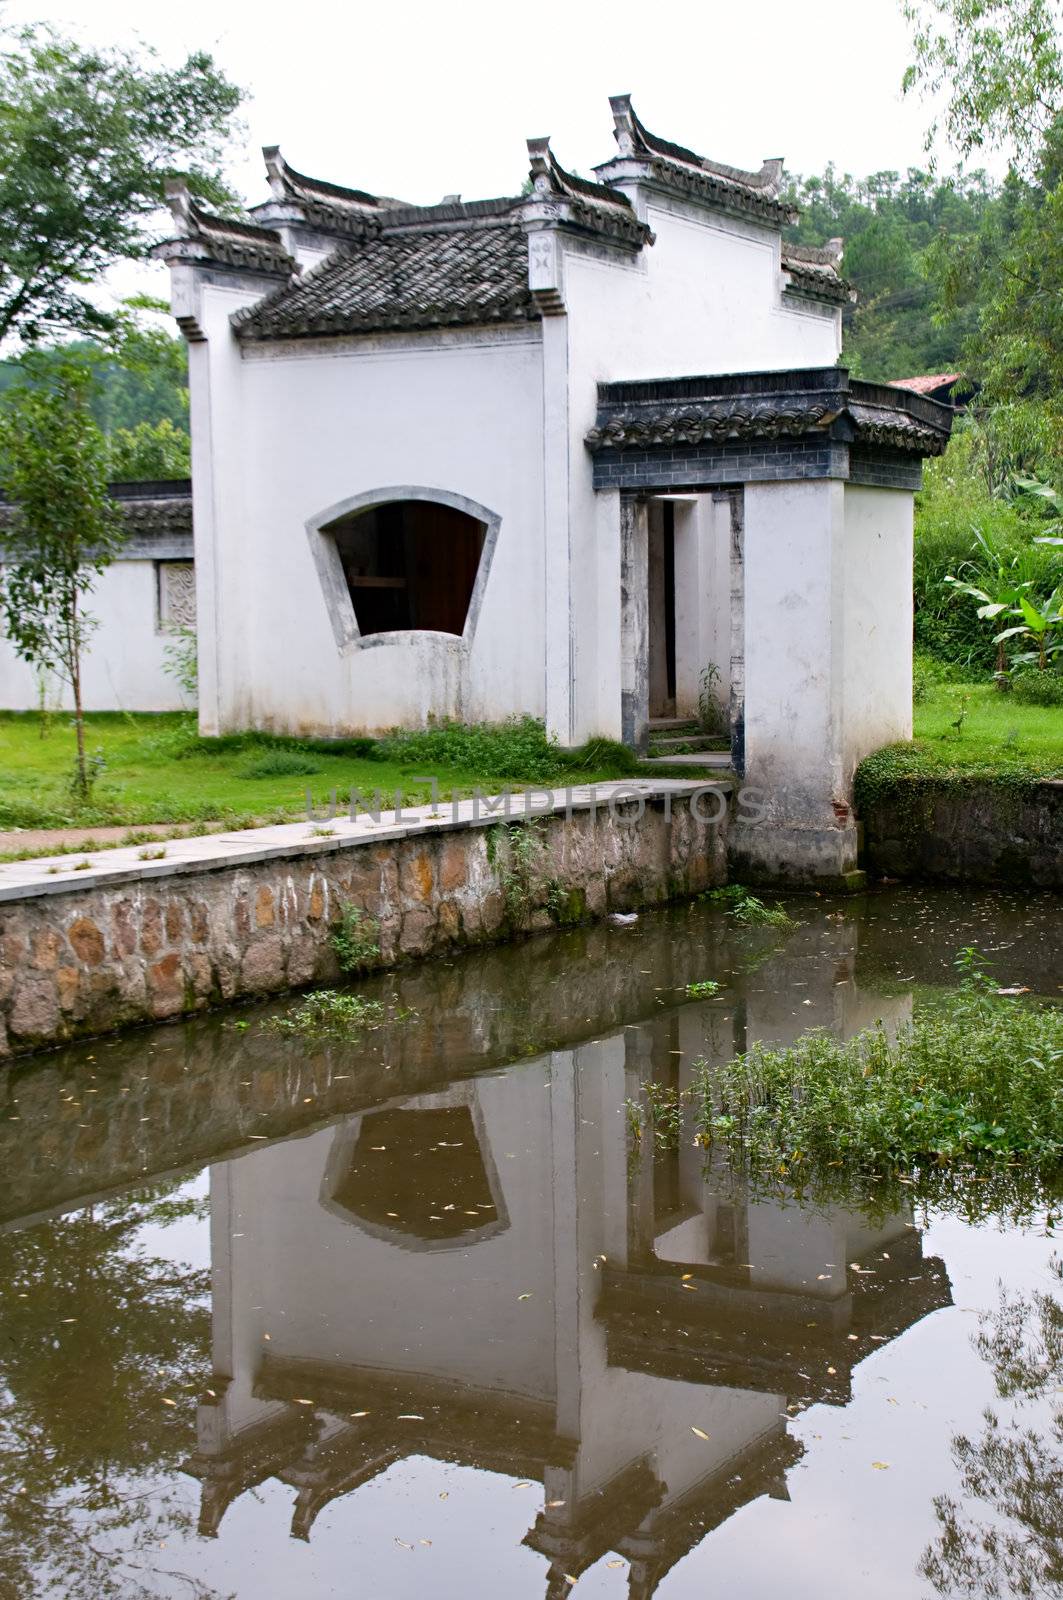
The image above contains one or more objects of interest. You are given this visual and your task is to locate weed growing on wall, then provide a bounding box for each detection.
[331,905,380,973]
[486,820,575,930]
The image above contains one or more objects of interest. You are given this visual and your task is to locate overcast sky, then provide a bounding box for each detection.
[6,0,958,308]
[10,0,952,199]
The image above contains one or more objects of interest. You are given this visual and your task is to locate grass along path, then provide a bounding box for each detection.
[0,711,640,849]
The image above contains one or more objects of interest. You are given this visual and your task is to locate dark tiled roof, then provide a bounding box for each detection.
[0,479,193,557]
[586,368,953,458]
[234,217,536,340]
[780,242,853,306]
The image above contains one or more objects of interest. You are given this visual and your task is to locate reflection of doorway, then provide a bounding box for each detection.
[648,499,676,718]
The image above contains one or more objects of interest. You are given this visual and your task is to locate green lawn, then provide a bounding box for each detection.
[908,679,1062,777]
[0,712,641,841]
[1,680,1057,857]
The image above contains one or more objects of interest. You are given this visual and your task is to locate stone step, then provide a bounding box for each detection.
[647,716,700,733]
[638,751,736,774]
[648,734,728,754]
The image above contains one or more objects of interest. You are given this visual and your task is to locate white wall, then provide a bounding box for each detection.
[0,559,186,712]
[190,268,546,736]
[559,199,842,743]
[741,478,847,827]
[841,484,914,781]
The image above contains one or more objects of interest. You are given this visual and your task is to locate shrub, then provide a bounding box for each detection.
[237,749,322,779]
[377,715,563,782]
[914,444,1062,672]
[1010,669,1063,706]
[693,970,1063,1205]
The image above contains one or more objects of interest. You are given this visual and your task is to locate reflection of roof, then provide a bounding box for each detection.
[255,1353,577,1472]
[619,1426,803,1600]
[181,1402,316,1537]
[598,1234,953,1407]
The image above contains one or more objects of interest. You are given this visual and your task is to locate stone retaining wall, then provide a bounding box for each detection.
[860,778,1062,888]
[0,785,725,1058]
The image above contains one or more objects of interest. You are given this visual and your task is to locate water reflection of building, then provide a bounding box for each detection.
[183,988,951,1596]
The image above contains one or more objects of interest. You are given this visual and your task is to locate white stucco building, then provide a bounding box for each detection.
[0,480,195,713]
[151,96,951,881]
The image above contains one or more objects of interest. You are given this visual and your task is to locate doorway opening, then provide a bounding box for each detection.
[648,499,676,718]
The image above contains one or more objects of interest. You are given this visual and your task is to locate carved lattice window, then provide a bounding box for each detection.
[157,561,196,633]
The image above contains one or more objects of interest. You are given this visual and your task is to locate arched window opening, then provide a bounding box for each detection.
[330,500,486,637]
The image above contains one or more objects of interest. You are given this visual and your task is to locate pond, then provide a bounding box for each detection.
[0,886,1060,1600]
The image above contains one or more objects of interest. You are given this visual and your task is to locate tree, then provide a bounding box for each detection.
[0,23,242,344]
[0,359,124,797]
[903,0,1063,442]
[107,418,191,481]
[0,1184,220,1599]
[922,1256,1063,1597]
[903,0,1063,169]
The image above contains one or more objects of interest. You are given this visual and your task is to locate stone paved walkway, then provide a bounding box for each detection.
[0,778,731,904]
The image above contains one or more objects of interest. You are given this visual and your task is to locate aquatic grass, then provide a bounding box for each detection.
[264,989,411,1040]
[686,979,721,998]
[693,1004,1063,1189]
[704,884,800,930]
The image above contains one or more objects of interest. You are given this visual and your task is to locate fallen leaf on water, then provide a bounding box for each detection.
[292,1398,314,1406]
[827,1366,837,1376]
[351,1411,369,1418]
[514,1481,533,1489]
[161,1398,176,1407]
[564,1578,577,1587]
[518,1293,533,1301]
[681,1283,697,1292]
[691,1426,710,1440]
[546,1499,566,1508]
[607,1560,625,1569]
[872,1461,890,1470]
[439,1492,449,1500]
[395,1538,414,1550]
[420,1539,432,1546]
[397,1414,424,1421]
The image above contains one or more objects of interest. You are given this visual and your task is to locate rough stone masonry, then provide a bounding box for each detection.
[0,783,727,1057]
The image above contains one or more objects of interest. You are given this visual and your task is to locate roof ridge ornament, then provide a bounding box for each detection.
[598,95,798,228]
[155,179,295,299]
[521,136,652,259]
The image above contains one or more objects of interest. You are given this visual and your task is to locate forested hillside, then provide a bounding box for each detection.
[784,166,996,381]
